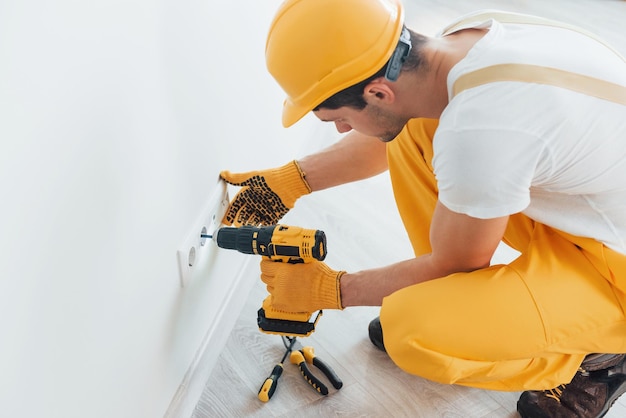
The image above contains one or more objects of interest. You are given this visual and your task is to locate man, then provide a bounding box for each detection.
[219,0,626,416]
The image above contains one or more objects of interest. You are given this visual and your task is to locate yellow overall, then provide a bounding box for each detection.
[381,118,626,391]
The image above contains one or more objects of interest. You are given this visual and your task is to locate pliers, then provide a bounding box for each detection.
[257,336,343,402]
[285,336,343,395]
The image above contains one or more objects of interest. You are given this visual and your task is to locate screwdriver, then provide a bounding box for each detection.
[257,337,297,402]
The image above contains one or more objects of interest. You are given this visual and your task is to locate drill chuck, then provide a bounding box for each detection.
[215,225,326,262]
[215,225,272,255]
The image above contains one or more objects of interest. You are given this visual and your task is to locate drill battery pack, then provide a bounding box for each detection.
[257,303,323,337]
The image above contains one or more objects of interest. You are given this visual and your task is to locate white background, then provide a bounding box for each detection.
[0,1,329,416]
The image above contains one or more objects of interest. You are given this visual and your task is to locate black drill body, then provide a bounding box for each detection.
[215,224,326,263]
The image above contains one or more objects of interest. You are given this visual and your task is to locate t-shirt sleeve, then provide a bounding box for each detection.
[433,128,546,219]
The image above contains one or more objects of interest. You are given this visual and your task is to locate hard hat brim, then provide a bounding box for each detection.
[281,97,309,128]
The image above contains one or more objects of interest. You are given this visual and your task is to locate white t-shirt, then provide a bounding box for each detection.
[433,17,626,254]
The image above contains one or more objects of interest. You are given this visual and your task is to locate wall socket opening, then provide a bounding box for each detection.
[177,180,229,287]
[200,226,208,247]
[187,247,196,267]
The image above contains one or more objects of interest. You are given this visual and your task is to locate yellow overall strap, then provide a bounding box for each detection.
[452,64,626,105]
[442,10,626,103]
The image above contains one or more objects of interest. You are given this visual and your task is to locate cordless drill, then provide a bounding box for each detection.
[210,224,327,337]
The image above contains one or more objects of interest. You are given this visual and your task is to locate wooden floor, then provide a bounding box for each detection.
[192,1,626,417]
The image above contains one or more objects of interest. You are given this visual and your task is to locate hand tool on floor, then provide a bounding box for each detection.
[257,336,343,402]
[202,224,327,336]
[285,336,343,396]
[257,336,297,402]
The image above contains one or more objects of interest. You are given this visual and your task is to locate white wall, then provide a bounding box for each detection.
[0,1,315,417]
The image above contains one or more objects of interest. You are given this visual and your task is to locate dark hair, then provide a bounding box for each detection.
[314,29,427,111]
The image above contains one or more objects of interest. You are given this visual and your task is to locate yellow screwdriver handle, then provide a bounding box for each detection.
[257,364,284,402]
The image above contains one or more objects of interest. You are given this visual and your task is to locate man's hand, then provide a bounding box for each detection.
[260,259,345,312]
[220,161,311,226]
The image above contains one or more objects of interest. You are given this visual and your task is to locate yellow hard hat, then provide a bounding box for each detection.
[266,0,405,127]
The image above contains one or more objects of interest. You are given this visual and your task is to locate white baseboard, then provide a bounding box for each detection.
[164,257,255,418]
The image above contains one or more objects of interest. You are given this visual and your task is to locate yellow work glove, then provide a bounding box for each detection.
[260,259,345,313]
[220,161,311,226]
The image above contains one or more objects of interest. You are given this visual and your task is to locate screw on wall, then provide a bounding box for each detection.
[177,180,229,287]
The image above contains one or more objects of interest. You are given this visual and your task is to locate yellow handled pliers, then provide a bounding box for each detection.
[257,336,343,402]
[284,336,343,396]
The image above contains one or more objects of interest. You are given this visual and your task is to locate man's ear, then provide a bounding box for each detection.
[363,79,395,104]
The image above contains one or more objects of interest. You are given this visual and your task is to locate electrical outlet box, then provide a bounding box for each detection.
[177,180,229,287]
